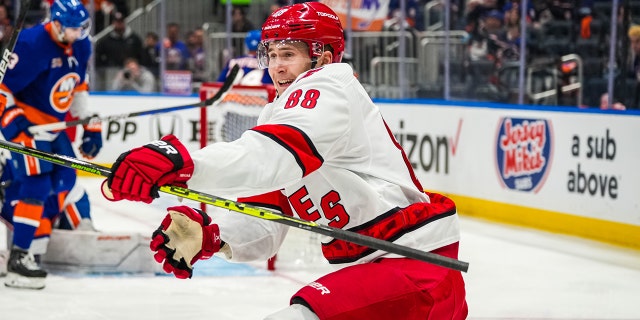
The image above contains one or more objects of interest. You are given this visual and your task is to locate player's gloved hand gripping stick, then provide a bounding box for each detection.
[151,205,222,278]
[103,135,194,203]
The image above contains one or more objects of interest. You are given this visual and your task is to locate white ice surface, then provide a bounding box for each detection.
[0,177,639,320]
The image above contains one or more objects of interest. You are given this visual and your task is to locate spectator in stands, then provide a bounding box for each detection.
[483,9,505,34]
[95,12,143,68]
[467,9,505,62]
[160,22,190,70]
[493,2,531,63]
[186,27,207,83]
[627,25,640,81]
[217,29,272,85]
[231,6,254,33]
[231,6,255,58]
[92,0,129,34]
[93,0,116,33]
[140,31,160,78]
[0,3,10,25]
[464,0,500,37]
[111,57,156,93]
[502,1,535,28]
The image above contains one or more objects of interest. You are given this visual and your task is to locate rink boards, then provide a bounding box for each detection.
[79,93,640,250]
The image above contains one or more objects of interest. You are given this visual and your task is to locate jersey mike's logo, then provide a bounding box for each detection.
[495,117,553,193]
[49,73,81,113]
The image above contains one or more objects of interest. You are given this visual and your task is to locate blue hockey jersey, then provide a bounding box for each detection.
[1,22,91,125]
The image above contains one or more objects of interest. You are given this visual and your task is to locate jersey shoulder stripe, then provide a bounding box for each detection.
[251,124,323,177]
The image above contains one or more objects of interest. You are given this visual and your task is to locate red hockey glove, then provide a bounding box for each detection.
[102,134,194,203]
[150,205,222,279]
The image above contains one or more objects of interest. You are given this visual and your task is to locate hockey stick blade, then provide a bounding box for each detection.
[0,139,470,273]
[0,0,32,85]
[28,64,241,133]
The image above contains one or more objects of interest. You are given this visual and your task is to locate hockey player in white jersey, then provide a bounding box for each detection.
[102,2,468,319]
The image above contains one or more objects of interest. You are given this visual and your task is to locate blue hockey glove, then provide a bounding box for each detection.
[79,122,103,159]
[0,107,33,142]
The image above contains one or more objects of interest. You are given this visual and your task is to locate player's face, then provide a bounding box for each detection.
[266,41,314,93]
[62,26,83,43]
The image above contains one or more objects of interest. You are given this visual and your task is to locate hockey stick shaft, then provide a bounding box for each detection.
[0,139,469,272]
[0,0,32,84]
[27,64,241,134]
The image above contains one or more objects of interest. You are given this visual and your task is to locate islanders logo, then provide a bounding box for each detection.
[49,73,81,113]
[495,117,553,193]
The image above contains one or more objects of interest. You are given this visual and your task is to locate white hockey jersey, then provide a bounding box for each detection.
[189,63,460,265]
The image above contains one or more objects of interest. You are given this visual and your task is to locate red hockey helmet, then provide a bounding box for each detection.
[258,2,344,68]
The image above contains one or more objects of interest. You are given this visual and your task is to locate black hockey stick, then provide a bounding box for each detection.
[0,0,32,85]
[27,64,241,133]
[0,139,470,273]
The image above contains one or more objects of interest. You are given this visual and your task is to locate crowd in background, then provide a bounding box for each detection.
[0,0,639,109]
[452,0,640,109]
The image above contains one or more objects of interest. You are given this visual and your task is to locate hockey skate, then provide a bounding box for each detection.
[4,248,47,289]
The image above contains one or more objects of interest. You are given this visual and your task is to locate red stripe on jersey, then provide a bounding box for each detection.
[321,192,456,264]
[238,190,294,217]
[382,119,424,192]
[251,124,323,177]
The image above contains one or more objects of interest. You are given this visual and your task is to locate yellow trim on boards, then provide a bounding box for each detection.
[446,193,640,250]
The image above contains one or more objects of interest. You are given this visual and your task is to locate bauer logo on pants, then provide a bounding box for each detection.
[495,117,553,193]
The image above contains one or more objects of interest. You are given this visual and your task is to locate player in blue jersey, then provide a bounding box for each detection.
[0,0,102,289]
[217,29,273,85]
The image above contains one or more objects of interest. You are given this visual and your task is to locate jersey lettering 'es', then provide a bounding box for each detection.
[2,23,91,123]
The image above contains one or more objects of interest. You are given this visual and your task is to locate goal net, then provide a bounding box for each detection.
[198,83,327,271]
